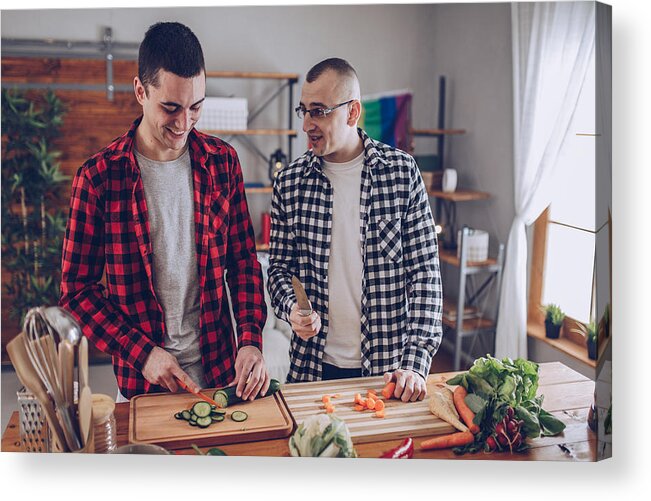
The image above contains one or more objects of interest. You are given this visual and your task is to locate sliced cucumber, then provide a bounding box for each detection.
[192,401,212,418]
[196,416,212,428]
[211,409,227,416]
[230,410,248,422]
[212,391,229,409]
[211,414,225,422]
[189,420,198,426]
[174,412,184,420]
[181,410,192,421]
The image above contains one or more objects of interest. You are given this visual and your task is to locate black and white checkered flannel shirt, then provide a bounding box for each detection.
[268,128,443,383]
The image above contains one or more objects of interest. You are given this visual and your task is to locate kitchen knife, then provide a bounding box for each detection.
[291,276,313,317]
[176,377,223,408]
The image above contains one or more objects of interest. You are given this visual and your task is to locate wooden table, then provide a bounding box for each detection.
[1,361,597,460]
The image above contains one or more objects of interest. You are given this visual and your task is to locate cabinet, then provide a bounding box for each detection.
[440,227,505,371]
[200,71,299,252]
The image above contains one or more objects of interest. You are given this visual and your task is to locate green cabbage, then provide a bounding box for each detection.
[288,414,357,458]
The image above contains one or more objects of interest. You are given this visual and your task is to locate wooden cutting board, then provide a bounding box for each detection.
[282,375,456,444]
[128,389,294,450]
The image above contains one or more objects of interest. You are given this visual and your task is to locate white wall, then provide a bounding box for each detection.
[1,3,514,244]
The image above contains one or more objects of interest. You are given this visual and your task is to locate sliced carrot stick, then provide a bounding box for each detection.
[354,393,364,405]
[374,399,385,411]
[354,404,365,412]
[381,382,396,400]
[419,431,474,450]
[322,395,331,404]
[366,397,376,410]
[453,386,480,434]
[375,410,385,418]
[325,404,335,413]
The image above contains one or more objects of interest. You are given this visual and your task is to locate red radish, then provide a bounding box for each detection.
[486,436,497,451]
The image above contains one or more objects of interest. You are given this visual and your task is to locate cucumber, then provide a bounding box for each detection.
[196,416,212,428]
[212,378,282,407]
[211,414,225,422]
[181,410,192,421]
[230,410,248,422]
[174,412,184,420]
[211,409,227,416]
[192,401,212,418]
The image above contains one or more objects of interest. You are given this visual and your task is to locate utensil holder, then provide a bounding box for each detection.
[17,387,51,452]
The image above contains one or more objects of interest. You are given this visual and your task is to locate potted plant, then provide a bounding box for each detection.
[1,88,68,325]
[571,320,598,360]
[542,303,565,339]
[600,303,610,338]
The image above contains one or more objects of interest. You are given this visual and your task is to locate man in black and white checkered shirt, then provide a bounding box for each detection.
[268,58,442,401]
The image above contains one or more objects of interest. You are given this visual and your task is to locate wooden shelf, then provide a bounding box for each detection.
[410,128,466,136]
[246,186,272,194]
[439,248,497,268]
[427,188,491,202]
[200,129,297,137]
[443,316,495,331]
[205,71,299,82]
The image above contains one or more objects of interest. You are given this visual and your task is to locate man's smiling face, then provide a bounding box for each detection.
[135,69,206,161]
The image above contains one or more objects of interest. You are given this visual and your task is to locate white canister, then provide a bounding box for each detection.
[442,168,458,193]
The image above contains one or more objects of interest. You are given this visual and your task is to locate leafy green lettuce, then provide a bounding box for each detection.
[447,355,566,454]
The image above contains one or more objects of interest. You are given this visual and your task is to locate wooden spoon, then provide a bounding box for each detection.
[60,340,75,408]
[78,386,93,450]
[7,333,69,452]
[78,335,89,390]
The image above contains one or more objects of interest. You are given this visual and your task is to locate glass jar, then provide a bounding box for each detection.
[91,393,117,453]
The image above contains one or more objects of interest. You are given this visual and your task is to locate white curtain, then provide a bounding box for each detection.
[495,1,595,359]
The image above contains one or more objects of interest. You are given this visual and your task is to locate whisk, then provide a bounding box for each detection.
[23,306,82,451]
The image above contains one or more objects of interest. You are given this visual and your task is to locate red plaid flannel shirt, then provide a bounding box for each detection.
[60,117,266,399]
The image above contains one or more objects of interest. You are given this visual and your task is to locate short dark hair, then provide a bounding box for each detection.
[138,22,205,92]
[306,57,358,83]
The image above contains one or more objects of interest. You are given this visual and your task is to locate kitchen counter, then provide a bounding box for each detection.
[1,361,597,460]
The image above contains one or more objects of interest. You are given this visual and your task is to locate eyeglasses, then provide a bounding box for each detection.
[295,100,355,119]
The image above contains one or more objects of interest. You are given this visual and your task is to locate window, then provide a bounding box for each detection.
[529,47,605,340]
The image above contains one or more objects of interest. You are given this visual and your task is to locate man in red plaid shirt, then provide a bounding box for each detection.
[59,22,269,401]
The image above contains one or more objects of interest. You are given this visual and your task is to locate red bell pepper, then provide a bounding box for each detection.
[379,437,414,459]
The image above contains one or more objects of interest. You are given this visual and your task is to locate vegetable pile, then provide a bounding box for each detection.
[288,414,357,458]
[445,355,566,454]
[174,402,247,429]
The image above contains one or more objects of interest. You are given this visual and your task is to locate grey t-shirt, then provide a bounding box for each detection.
[134,148,205,387]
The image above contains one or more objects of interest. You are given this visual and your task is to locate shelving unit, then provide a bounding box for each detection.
[200,71,299,253]
[440,227,505,371]
[200,70,299,171]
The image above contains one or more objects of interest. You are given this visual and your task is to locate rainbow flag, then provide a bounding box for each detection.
[359,90,412,152]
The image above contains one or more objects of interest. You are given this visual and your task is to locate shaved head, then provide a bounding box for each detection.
[306,57,361,101]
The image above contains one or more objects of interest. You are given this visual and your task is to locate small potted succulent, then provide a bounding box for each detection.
[571,319,598,360]
[542,303,565,339]
[600,303,610,338]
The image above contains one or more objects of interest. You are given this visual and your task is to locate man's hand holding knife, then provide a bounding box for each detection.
[289,276,321,340]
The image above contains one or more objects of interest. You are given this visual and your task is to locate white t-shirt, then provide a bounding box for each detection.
[321,151,365,369]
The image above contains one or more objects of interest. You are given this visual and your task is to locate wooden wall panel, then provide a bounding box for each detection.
[1,57,141,363]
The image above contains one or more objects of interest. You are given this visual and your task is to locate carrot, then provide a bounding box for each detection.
[374,399,385,411]
[325,404,335,413]
[322,395,331,404]
[354,393,364,405]
[354,404,365,412]
[366,397,376,410]
[375,410,385,418]
[419,431,474,450]
[381,381,396,400]
[332,394,341,398]
[367,389,378,397]
[453,386,480,434]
